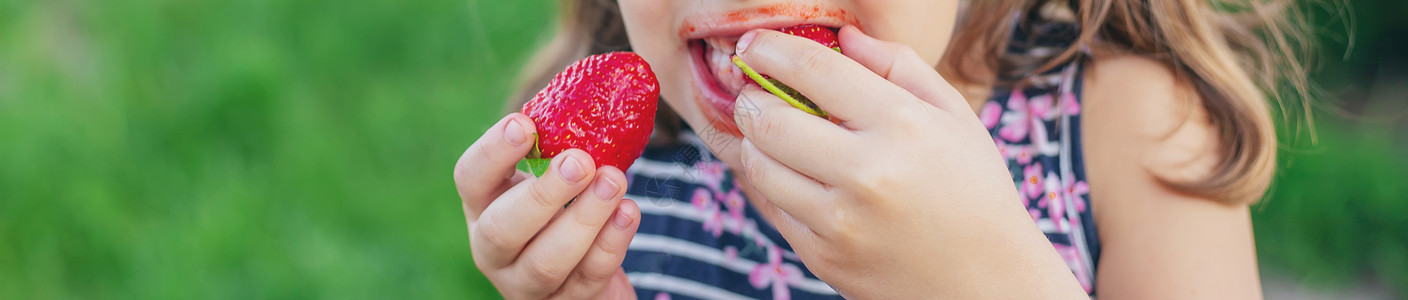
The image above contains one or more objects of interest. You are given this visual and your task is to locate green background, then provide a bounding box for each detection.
[1,0,1403,298]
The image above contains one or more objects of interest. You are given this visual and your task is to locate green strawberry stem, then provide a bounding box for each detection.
[523,133,550,177]
[730,56,828,118]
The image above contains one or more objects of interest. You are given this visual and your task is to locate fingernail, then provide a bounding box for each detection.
[735,30,758,55]
[611,209,633,229]
[504,118,527,146]
[560,156,586,182]
[593,177,618,200]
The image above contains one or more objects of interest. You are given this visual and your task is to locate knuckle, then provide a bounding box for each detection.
[796,46,832,76]
[828,210,859,245]
[848,166,892,199]
[526,182,563,210]
[475,143,502,167]
[592,235,627,257]
[886,101,925,122]
[887,112,924,135]
[472,217,514,254]
[574,262,616,286]
[570,208,600,228]
[469,232,496,268]
[523,258,570,289]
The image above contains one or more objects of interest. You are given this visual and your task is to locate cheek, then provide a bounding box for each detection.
[618,1,701,133]
[619,0,673,55]
[853,0,959,65]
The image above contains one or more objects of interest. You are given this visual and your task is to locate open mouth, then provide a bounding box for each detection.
[688,36,748,120]
[678,3,856,136]
[686,24,843,134]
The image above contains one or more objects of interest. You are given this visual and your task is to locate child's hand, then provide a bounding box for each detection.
[453,114,640,300]
[730,26,1086,298]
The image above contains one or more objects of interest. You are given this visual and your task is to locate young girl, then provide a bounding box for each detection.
[455,0,1309,298]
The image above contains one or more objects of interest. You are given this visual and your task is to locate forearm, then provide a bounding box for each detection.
[837,196,1089,299]
[924,198,1088,299]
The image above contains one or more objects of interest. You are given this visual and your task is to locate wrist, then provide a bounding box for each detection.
[936,195,1087,298]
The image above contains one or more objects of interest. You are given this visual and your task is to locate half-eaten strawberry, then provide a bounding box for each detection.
[732,25,841,118]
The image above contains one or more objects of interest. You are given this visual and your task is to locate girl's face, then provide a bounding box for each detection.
[619,0,960,168]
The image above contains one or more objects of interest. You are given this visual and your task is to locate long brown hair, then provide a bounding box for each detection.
[944,0,1312,203]
[510,0,1313,203]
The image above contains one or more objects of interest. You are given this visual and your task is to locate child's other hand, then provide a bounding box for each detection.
[731,26,1085,298]
[453,114,640,300]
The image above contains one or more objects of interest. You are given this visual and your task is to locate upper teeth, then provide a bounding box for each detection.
[703,36,745,96]
[703,36,738,54]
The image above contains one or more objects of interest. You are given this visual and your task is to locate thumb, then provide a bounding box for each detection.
[837,25,967,111]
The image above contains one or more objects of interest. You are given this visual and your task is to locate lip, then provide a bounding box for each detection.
[679,3,858,40]
[680,3,857,137]
[687,39,741,136]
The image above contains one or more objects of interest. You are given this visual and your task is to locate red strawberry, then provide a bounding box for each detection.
[778,24,840,50]
[521,52,659,176]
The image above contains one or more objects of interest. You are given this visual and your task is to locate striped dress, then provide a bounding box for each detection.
[621,12,1100,300]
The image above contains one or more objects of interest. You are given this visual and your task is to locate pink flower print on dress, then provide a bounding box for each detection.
[1013,144,1035,165]
[722,189,747,234]
[750,246,804,300]
[1021,163,1045,200]
[695,161,728,193]
[980,101,1003,129]
[995,138,1034,165]
[999,91,1057,143]
[702,203,725,237]
[1062,170,1090,213]
[1027,112,1059,156]
[1059,91,1081,115]
[1038,172,1068,232]
[691,188,713,211]
[1018,183,1041,221]
[724,246,739,262]
[693,188,727,237]
[1028,93,1056,121]
[1064,179,1086,212]
[999,91,1031,142]
[654,292,672,300]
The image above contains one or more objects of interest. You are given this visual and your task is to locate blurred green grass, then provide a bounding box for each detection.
[0,0,1404,298]
[1,0,554,298]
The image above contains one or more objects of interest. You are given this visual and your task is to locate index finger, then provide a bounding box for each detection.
[455,113,537,221]
[836,26,968,112]
[734,29,925,129]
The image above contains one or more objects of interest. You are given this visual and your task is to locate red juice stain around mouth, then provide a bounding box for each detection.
[678,3,858,38]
